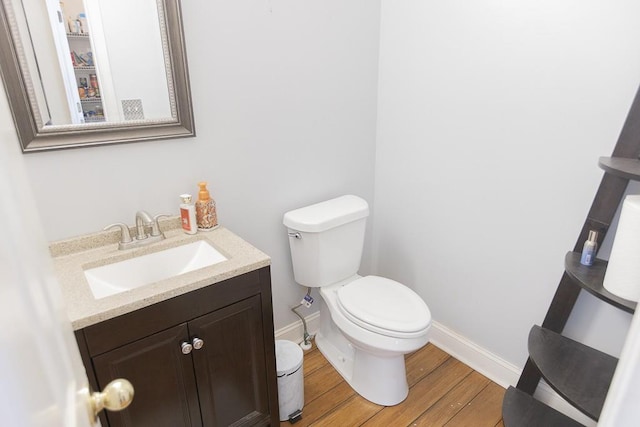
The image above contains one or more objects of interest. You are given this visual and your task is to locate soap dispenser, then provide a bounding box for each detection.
[195,182,218,231]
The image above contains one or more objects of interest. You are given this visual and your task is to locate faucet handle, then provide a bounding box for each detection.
[104,223,133,245]
[150,214,170,237]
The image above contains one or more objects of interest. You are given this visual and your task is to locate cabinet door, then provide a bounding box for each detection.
[190,295,271,426]
[93,324,202,427]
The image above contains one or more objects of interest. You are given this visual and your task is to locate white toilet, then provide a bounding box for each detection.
[283,195,431,406]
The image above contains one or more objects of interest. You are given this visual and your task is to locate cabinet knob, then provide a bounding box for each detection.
[192,337,204,350]
[181,341,193,354]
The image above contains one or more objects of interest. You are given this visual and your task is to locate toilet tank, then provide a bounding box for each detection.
[283,195,369,287]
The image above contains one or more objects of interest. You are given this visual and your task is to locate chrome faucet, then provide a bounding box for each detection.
[105,211,168,250]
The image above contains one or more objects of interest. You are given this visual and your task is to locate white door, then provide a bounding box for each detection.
[43,0,85,124]
[0,134,93,426]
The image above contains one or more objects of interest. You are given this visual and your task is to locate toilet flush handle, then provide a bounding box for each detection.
[288,232,302,239]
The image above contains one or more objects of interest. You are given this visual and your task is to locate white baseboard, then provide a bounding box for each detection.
[430,321,596,426]
[429,321,521,389]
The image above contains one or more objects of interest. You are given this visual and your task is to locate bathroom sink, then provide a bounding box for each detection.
[84,240,227,299]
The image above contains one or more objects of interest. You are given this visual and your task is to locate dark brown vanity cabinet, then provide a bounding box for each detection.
[75,267,279,426]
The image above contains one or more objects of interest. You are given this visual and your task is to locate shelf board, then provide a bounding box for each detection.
[528,326,618,421]
[598,156,640,180]
[80,98,102,103]
[502,386,584,427]
[564,252,636,313]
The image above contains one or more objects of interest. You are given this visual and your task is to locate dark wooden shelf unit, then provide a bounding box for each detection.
[598,156,640,180]
[503,84,640,425]
[502,386,584,427]
[528,326,618,421]
[564,252,636,313]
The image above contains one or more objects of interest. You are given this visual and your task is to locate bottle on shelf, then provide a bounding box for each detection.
[78,12,88,34]
[580,230,598,266]
[89,74,100,97]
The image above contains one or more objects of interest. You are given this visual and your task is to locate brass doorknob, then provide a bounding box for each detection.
[90,379,134,421]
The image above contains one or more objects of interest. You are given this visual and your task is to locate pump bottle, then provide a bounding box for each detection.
[195,182,218,231]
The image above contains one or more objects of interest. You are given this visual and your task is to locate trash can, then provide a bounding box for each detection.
[275,340,304,423]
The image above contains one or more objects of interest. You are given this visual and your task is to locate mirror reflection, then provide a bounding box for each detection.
[0,0,194,151]
[19,0,174,126]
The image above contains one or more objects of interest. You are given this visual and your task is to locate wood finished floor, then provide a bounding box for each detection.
[280,343,505,427]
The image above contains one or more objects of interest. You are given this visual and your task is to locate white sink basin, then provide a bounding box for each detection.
[85,240,227,299]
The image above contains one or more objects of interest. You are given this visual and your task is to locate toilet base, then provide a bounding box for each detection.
[315,298,411,406]
[353,350,409,405]
[316,332,409,406]
[316,335,409,406]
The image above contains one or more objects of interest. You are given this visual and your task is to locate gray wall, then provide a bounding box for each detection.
[373,0,640,367]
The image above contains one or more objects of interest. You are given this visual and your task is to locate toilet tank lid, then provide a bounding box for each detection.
[283,195,369,233]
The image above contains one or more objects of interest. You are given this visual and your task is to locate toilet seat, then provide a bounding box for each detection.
[336,276,431,339]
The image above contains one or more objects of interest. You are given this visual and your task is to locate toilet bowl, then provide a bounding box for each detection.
[283,195,432,406]
[317,275,431,405]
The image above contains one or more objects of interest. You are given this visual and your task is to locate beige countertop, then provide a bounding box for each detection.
[51,218,270,330]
